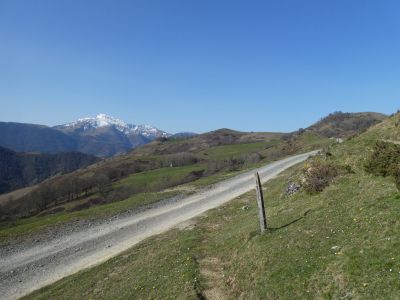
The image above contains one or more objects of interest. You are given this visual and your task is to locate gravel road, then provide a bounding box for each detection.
[0,151,317,300]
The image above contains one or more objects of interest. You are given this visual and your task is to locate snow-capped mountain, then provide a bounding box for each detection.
[59,114,170,139]
[49,114,172,156]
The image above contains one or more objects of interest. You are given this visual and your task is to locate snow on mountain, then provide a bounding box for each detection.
[131,124,168,138]
[60,114,170,138]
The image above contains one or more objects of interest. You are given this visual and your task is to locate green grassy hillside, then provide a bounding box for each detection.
[306,111,387,138]
[0,128,331,241]
[23,113,400,299]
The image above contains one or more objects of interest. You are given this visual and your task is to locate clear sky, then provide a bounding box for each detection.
[0,0,399,133]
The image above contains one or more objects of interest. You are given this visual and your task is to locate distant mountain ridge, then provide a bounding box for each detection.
[0,122,77,153]
[0,111,387,158]
[0,114,172,157]
[0,146,99,194]
[56,114,170,139]
[170,132,198,139]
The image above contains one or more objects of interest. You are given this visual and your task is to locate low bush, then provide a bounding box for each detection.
[365,141,400,177]
[301,159,339,194]
[365,141,400,191]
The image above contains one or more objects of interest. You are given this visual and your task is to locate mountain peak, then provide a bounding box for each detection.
[59,114,170,138]
[95,113,126,125]
[71,113,128,130]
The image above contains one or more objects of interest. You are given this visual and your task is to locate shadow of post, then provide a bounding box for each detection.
[268,209,312,232]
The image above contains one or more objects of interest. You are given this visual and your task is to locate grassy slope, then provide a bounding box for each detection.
[114,164,205,189]
[24,114,400,299]
[201,142,269,159]
[0,142,282,242]
[1,130,330,243]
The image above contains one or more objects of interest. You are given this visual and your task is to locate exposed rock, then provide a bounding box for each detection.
[330,245,342,253]
[285,182,301,196]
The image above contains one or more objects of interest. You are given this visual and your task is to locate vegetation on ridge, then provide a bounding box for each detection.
[306,111,386,138]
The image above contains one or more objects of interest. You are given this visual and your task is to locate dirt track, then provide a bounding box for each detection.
[0,151,318,300]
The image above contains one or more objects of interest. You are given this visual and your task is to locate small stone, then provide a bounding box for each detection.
[241,205,249,210]
[285,182,301,196]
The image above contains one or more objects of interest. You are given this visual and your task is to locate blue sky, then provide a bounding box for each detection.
[0,0,399,133]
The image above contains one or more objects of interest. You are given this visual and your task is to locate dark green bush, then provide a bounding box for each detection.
[365,141,400,190]
[365,141,400,176]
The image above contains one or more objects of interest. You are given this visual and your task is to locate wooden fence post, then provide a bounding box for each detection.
[255,172,267,232]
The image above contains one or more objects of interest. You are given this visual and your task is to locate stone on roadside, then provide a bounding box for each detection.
[285,182,301,196]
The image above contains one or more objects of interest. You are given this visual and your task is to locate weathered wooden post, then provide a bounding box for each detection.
[254,172,267,232]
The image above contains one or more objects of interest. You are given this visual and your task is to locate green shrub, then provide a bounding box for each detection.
[365,141,400,191]
[365,141,400,177]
